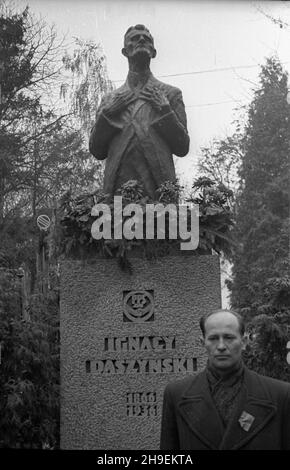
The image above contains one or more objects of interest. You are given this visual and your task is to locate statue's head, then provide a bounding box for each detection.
[122,24,156,62]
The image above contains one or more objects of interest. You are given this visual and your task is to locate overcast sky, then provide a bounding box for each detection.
[18,0,290,185]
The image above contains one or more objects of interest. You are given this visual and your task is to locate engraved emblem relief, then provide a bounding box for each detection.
[123,290,154,322]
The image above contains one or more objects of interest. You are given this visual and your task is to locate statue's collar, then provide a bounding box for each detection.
[126,70,152,90]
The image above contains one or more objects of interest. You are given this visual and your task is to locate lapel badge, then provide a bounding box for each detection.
[238,411,255,432]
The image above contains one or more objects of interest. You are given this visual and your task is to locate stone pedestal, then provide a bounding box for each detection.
[60,254,221,449]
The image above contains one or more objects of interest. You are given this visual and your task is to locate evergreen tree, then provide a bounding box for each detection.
[0,4,109,447]
[228,57,290,380]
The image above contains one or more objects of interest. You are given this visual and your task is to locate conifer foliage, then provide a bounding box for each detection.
[0,4,106,447]
[228,57,290,379]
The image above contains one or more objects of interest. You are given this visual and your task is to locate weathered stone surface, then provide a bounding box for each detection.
[60,254,221,449]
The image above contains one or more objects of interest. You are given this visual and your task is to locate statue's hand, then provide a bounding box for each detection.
[102,90,136,118]
[139,85,171,114]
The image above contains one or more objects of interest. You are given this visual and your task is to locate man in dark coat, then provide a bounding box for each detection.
[160,309,290,450]
[89,24,189,199]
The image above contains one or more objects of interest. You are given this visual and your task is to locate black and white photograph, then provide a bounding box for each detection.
[0,0,289,457]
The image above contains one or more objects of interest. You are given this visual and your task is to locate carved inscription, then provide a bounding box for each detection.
[86,357,197,374]
[85,334,196,375]
[104,335,176,352]
[127,392,158,417]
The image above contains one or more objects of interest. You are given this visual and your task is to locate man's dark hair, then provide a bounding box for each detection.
[199,309,245,337]
[124,24,154,44]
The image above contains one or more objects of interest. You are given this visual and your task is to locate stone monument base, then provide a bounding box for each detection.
[60,253,221,449]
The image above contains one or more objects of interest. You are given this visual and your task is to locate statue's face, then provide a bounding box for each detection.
[123,28,156,60]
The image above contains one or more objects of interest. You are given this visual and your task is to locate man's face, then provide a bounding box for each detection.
[203,312,245,372]
[123,29,156,60]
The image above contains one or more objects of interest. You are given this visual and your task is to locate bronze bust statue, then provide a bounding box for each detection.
[89,24,190,199]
